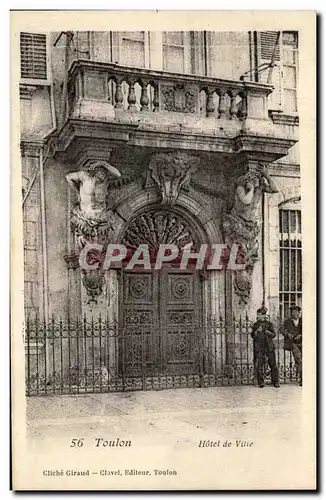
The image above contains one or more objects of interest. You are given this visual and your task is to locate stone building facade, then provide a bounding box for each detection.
[20,30,301,384]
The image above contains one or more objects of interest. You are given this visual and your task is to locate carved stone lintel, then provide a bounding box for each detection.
[147,151,200,206]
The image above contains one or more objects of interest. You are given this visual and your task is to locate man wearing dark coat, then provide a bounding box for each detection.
[251,307,280,388]
[280,305,302,386]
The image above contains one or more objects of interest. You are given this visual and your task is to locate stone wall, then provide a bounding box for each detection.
[44,158,70,317]
[21,145,44,318]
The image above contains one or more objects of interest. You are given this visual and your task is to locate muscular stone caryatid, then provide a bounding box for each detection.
[222,165,278,304]
[66,161,121,304]
[66,161,121,248]
[147,151,200,206]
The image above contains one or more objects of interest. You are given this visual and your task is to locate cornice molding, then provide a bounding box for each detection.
[20,140,43,158]
[269,111,299,126]
[51,118,298,166]
[233,134,297,163]
[269,162,300,177]
[54,119,138,158]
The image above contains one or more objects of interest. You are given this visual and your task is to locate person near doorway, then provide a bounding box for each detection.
[280,305,302,386]
[251,307,280,388]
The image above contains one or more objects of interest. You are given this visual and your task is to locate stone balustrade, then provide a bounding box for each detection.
[67,59,273,126]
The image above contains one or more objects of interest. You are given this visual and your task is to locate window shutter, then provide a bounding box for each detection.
[20,32,47,80]
[259,31,282,110]
[260,31,280,62]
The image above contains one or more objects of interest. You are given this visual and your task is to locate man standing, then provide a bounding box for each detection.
[251,307,280,388]
[281,306,302,386]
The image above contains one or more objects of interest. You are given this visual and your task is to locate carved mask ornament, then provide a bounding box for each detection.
[148,151,200,206]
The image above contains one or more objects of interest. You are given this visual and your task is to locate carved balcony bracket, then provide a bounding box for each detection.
[146,151,200,206]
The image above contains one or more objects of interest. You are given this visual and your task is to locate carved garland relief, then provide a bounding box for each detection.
[161,84,197,114]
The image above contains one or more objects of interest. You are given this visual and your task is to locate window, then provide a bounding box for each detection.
[20,32,47,80]
[114,31,201,74]
[259,31,298,113]
[162,31,192,73]
[163,31,185,73]
[279,201,302,320]
[120,31,146,68]
[281,31,299,113]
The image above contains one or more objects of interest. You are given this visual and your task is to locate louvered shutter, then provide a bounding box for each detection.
[258,31,282,110]
[20,33,47,80]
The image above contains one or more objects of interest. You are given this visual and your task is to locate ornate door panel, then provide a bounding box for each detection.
[162,270,202,375]
[120,269,203,376]
[120,271,160,376]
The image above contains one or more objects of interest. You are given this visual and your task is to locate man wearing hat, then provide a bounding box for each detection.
[280,306,302,386]
[251,307,280,388]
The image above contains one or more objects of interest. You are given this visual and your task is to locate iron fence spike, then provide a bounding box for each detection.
[24,313,295,394]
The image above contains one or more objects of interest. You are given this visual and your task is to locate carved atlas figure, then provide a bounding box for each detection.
[225,165,278,245]
[66,161,121,246]
[65,161,122,304]
[222,165,279,304]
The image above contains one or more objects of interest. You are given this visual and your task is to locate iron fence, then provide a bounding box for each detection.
[25,315,299,396]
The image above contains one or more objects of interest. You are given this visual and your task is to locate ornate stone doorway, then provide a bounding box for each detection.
[118,207,205,377]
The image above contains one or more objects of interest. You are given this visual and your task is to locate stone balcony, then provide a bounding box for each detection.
[52,59,297,167]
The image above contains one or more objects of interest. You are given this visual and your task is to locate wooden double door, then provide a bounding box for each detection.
[120,269,203,376]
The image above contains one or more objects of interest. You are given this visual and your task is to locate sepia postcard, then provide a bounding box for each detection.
[10,10,316,490]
